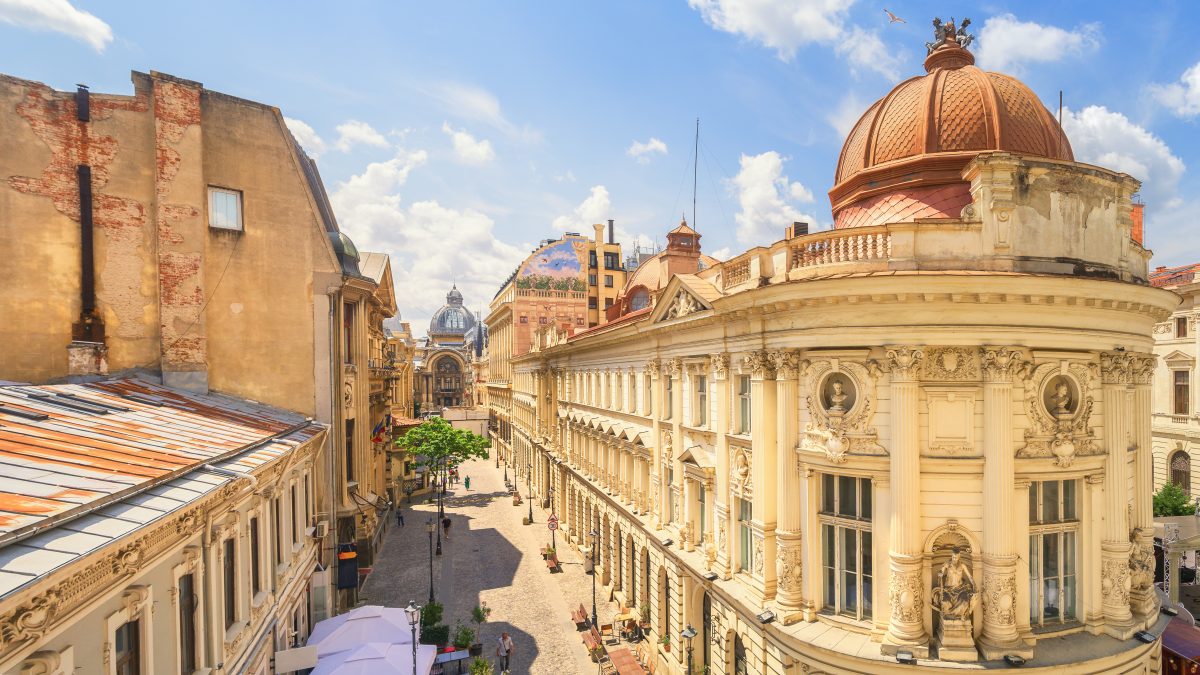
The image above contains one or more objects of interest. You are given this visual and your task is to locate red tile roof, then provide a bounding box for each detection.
[1151,263,1200,288]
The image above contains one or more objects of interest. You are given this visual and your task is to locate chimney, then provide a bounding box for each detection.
[1131,203,1145,246]
[786,221,809,239]
[68,82,106,378]
[608,219,615,245]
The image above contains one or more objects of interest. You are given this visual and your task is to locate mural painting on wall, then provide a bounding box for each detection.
[516,239,588,292]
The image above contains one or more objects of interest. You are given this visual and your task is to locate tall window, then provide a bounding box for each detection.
[342,303,354,364]
[737,376,751,434]
[1176,371,1190,415]
[819,474,873,621]
[115,619,141,675]
[665,376,674,419]
[666,466,676,523]
[1029,479,1078,627]
[250,517,262,595]
[291,485,300,545]
[695,375,707,426]
[662,574,672,638]
[1178,316,1190,338]
[208,187,242,231]
[737,497,753,572]
[644,374,652,415]
[179,574,197,674]
[733,633,748,675]
[698,487,707,543]
[223,537,237,629]
[345,421,355,483]
[1172,451,1192,492]
[273,497,283,566]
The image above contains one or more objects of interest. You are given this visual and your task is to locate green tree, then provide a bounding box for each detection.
[397,417,490,474]
[1154,482,1197,516]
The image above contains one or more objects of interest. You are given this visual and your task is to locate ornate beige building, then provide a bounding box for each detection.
[504,28,1176,674]
[1149,263,1200,498]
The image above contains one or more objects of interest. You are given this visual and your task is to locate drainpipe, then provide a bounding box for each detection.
[327,288,339,615]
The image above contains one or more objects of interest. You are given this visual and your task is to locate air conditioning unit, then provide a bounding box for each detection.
[311,521,329,539]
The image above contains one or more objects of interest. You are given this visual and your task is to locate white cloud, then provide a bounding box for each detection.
[427,81,541,142]
[284,117,326,157]
[554,170,577,183]
[1061,105,1185,208]
[827,93,865,137]
[687,0,900,79]
[441,122,495,164]
[329,147,525,334]
[334,120,390,152]
[976,14,1100,73]
[709,246,732,261]
[552,185,612,232]
[0,0,112,52]
[627,137,668,164]
[1148,61,1200,118]
[730,151,819,247]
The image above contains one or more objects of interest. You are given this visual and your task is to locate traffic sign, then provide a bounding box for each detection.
[547,521,558,531]
[547,514,559,524]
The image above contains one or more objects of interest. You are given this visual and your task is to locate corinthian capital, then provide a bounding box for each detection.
[1100,351,1135,385]
[666,358,683,377]
[743,350,775,378]
[1130,353,1156,386]
[712,353,731,380]
[885,347,925,381]
[980,347,1025,383]
[768,350,802,379]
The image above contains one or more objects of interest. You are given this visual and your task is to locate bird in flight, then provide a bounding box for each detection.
[884,9,906,23]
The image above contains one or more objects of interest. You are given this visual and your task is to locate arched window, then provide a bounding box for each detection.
[1172,450,1192,493]
[629,287,650,312]
[733,633,748,675]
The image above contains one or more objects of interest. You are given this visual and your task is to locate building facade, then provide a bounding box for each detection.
[415,286,477,410]
[1150,262,1200,499]
[506,31,1175,675]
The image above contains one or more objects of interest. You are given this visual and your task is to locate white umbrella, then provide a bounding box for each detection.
[312,642,439,675]
[307,605,418,656]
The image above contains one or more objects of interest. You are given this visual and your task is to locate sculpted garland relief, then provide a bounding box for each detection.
[777,540,804,592]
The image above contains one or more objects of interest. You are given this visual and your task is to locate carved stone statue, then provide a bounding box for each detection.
[926,16,974,54]
[1051,380,1072,417]
[933,548,979,661]
[828,379,848,413]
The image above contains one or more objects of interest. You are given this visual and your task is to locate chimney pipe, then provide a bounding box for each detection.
[608,219,614,245]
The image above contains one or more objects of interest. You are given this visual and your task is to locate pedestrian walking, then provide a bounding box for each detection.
[396,509,404,526]
[495,632,515,671]
[464,476,471,490]
[442,515,451,540]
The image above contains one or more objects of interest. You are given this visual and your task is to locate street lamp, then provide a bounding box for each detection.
[548,485,557,551]
[682,625,697,675]
[425,519,436,602]
[589,529,599,629]
[404,600,422,675]
[526,458,534,524]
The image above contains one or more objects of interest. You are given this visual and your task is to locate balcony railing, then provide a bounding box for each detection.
[790,227,890,270]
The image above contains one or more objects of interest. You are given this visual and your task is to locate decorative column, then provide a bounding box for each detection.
[1129,353,1158,620]
[1099,352,1136,639]
[648,359,663,530]
[771,350,805,621]
[713,354,732,578]
[669,358,684,530]
[745,350,778,600]
[978,348,1032,659]
[883,347,928,657]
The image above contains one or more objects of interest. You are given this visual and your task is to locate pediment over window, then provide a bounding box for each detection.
[649,275,722,324]
[1164,350,1195,365]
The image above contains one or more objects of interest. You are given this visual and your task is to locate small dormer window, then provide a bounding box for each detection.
[208,187,243,231]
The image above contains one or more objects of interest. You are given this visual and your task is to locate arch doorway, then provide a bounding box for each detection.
[1172,449,1192,494]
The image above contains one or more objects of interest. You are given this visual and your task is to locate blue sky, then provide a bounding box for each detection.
[3,1,1199,334]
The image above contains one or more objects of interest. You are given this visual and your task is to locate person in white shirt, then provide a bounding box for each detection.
[496,632,515,670]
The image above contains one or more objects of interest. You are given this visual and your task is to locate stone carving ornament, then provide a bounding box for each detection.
[743,350,774,379]
[1018,362,1099,467]
[982,573,1017,627]
[777,541,804,592]
[889,568,923,624]
[665,291,700,319]
[924,347,980,381]
[1128,529,1155,596]
[730,448,752,498]
[713,353,731,379]
[753,539,764,576]
[932,549,977,620]
[801,360,885,461]
[1101,557,1131,606]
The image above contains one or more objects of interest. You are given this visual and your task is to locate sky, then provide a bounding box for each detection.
[3,1,1199,335]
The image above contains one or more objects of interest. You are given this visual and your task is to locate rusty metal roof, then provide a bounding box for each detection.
[0,377,324,599]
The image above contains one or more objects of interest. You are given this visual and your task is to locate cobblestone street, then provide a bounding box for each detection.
[362,455,615,674]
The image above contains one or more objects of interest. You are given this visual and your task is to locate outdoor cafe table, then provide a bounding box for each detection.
[606,646,646,675]
[432,649,471,674]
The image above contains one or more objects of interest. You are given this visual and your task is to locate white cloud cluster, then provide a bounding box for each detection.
[335,120,390,152]
[730,151,818,247]
[627,137,668,164]
[687,0,900,79]
[1060,105,1185,208]
[552,185,611,232]
[1149,61,1200,119]
[976,14,1099,73]
[0,0,112,52]
[284,117,326,157]
[329,147,525,333]
[441,122,496,164]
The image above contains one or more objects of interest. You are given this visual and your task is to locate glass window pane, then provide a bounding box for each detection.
[842,527,857,572]
[823,524,835,567]
[1063,480,1076,520]
[1029,484,1038,523]
[1042,481,1060,523]
[1029,535,1040,624]
[822,474,835,513]
[1063,531,1075,575]
[838,476,856,517]
[860,478,872,519]
[842,568,858,615]
[862,531,872,577]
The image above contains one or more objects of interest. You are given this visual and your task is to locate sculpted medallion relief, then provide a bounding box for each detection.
[800,360,884,462]
[1018,362,1099,467]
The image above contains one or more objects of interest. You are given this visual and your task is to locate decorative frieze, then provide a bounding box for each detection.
[924,347,981,381]
[885,347,925,381]
[776,540,803,593]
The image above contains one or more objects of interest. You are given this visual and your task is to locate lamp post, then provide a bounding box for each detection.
[527,457,534,524]
[589,529,599,628]
[548,485,557,551]
[682,625,697,675]
[404,600,422,674]
[425,519,436,602]
[503,453,508,484]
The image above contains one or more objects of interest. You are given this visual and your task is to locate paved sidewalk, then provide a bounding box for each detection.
[362,455,615,674]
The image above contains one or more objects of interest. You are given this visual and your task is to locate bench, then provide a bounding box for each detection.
[582,627,604,660]
[545,556,560,572]
[571,604,589,629]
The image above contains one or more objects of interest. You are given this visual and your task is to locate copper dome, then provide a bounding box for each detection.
[829,36,1073,229]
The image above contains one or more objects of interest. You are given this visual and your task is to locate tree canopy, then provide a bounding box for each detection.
[397,417,490,469]
[1153,482,1197,517]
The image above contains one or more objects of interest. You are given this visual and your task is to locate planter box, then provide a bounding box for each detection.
[469,643,483,657]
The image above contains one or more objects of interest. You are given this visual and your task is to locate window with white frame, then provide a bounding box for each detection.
[223,537,237,629]
[666,465,676,523]
[1176,370,1190,416]
[819,474,873,620]
[1029,478,1078,627]
[737,376,751,435]
[1177,316,1189,338]
[115,618,141,675]
[695,375,707,426]
[250,516,262,596]
[179,572,198,673]
[208,187,243,231]
[737,497,752,572]
[698,486,707,543]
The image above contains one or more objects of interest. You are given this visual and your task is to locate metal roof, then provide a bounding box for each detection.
[0,378,324,599]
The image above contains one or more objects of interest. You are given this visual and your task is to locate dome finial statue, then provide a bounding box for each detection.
[927,16,974,54]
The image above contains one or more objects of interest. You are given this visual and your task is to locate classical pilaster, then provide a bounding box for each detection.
[1099,352,1136,638]
[978,347,1032,659]
[745,349,778,599]
[882,346,928,657]
[648,359,662,530]
[713,354,732,578]
[1129,353,1158,620]
[771,349,805,620]
[669,357,684,531]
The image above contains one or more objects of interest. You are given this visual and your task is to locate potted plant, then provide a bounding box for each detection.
[420,601,444,628]
[639,604,652,630]
[468,656,492,675]
[452,621,476,652]
[660,634,671,653]
[469,603,491,656]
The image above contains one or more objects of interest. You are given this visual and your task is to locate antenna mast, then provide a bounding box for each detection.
[692,117,699,231]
